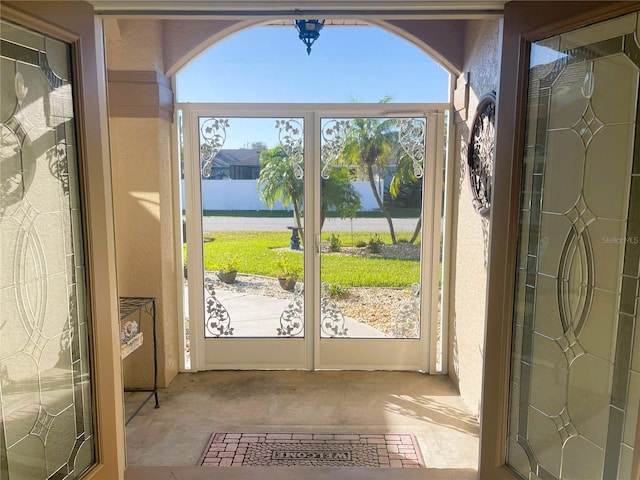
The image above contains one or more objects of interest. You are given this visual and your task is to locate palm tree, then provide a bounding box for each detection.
[389,152,422,244]
[257,147,361,231]
[321,167,361,229]
[257,147,304,229]
[340,115,400,244]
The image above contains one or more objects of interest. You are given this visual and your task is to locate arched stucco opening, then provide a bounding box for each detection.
[163,17,464,80]
[104,14,465,388]
[174,19,453,371]
[105,12,500,445]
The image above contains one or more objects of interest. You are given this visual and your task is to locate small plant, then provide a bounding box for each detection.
[328,233,342,252]
[215,254,240,284]
[275,253,301,291]
[367,234,384,254]
[328,283,348,299]
[216,254,240,274]
[355,239,367,248]
[275,253,300,278]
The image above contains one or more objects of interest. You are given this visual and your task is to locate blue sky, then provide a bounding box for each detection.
[177,25,449,148]
[176,25,450,104]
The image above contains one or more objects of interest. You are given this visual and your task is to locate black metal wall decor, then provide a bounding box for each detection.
[467,92,496,216]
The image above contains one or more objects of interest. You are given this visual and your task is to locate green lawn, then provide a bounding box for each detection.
[192,231,420,288]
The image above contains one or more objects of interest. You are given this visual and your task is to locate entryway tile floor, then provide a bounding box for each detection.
[124,370,479,480]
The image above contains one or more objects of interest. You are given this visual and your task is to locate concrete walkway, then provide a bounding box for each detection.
[214,289,386,338]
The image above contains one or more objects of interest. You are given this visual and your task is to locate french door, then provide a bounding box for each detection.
[179,103,447,371]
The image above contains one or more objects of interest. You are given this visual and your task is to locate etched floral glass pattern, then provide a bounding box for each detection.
[507,12,640,480]
[319,116,425,339]
[197,116,305,338]
[0,20,95,479]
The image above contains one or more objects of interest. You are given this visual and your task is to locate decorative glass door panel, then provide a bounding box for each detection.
[198,117,305,339]
[0,19,96,479]
[507,12,640,480]
[315,113,441,371]
[184,112,308,369]
[318,117,424,341]
[181,104,446,371]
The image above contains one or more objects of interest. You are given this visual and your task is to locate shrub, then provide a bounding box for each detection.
[328,283,348,298]
[367,234,384,254]
[328,233,341,252]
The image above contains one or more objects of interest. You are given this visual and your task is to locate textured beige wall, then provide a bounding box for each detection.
[384,19,465,74]
[106,22,180,388]
[163,19,244,76]
[107,19,164,72]
[449,19,502,418]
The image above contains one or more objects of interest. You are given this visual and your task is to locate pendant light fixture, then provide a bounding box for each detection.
[294,19,325,55]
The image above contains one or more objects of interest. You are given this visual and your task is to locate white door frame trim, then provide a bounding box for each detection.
[177,102,450,372]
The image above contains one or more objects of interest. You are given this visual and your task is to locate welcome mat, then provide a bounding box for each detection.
[199,432,424,468]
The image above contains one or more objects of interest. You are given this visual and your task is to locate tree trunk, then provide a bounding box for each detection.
[409,216,421,244]
[367,164,396,244]
[293,201,302,230]
[293,201,304,242]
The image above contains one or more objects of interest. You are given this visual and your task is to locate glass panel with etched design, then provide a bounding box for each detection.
[196,117,306,339]
[319,116,425,339]
[0,19,95,479]
[507,11,640,480]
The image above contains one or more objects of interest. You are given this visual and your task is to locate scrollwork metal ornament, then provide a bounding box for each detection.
[391,283,420,338]
[467,93,496,216]
[320,283,348,337]
[320,119,351,179]
[397,118,426,178]
[200,117,230,178]
[277,283,304,336]
[204,279,234,337]
[275,119,304,179]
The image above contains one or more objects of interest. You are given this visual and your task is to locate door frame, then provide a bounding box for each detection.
[312,107,446,372]
[178,102,449,372]
[480,2,640,479]
[0,3,125,479]
[181,105,314,371]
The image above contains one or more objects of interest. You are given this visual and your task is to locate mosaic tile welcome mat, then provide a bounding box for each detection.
[199,432,424,468]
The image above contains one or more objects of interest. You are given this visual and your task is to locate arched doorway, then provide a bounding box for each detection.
[174,22,452,372]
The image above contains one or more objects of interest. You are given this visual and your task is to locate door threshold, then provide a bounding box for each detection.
[125,466,478,480]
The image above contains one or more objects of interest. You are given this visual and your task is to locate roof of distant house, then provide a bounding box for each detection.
[212,149,262,167]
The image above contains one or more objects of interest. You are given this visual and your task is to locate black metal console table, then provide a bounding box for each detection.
[119,296,159,425]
